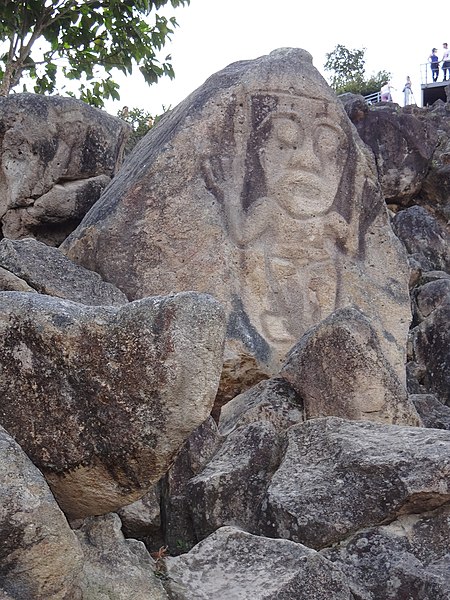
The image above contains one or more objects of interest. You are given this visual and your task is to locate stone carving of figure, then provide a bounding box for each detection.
[203,90,361,357]
[63,48,410,384]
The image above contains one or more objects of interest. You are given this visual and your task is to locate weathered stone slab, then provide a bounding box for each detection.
[161,417,223,555]
[421,101,450,223]
[188,421,282,540]
[2,175,110,246]
[411,394,450,430]
[0,291,225,518]
[344,102,437,203]
[165,526,353,599]
[0,93,129,245]
[62,48,411,391]
[321,505,450,600]
[280,307,420,425]
[0,425,83,599]
[218,377,303,435]
[0,265,36,293]
[117,482,162,545]
[0,238,128,305]
[392,206,450,273]
[262,417,450,549]
[410,304,450,405]
[75,514,168,600]
[412,277,450,322]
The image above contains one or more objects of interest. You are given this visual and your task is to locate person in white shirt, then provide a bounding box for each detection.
[380,82,394,102]
[442,43,450,81]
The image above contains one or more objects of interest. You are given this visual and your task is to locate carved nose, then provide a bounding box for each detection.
[288,140,320,171]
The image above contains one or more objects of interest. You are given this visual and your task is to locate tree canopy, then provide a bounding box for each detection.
[324,44,391,97]
[0,0,189,107]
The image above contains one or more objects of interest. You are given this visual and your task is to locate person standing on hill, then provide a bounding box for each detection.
[403,76,413,105]
[442,43,450,81]
[380,81,392,101]
[429,48,440,82]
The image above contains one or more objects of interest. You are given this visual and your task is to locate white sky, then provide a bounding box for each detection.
[104,0,448,116]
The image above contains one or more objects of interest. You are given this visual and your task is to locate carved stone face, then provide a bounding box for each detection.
[258,97,349,219]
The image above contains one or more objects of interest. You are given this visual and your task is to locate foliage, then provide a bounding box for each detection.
[324,44,391,97]
[338,70,392,97]
[117,104,169,152]
[0,0,189,107]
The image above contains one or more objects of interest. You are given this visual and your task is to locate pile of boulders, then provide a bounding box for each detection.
[0,49,448,599]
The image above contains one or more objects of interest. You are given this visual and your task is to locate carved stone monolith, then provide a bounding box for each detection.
[63,48,411,391]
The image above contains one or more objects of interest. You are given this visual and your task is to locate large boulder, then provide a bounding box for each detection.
[0,93,129,245]
[411,394,450,430]
[420,101,450,223]
[0,291,225,518]
[343,103,437,203]
[0,425,83,599]
[392,205,450,273]
[188,421,282,540]
[164,526,353,599]
[410,304,450,405]
[75,514,168,600]
[2,175,111,246]
[62,48,411,393]
[321,505,450,600]
[280,307,420,426]
[164,379,303,550]
[262,417,450,549]
[0,238,128,305]
[116,483,163,549]
[218,377,303,435]
[161,416,223,555]
[344,99,450,223]
[0,266,36,293]
[409,275,450,405]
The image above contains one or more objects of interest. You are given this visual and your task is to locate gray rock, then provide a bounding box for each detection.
[188,421,282,540]
[419,270,450,284]
[117,483,162,545]
[2,175,110,246]
[410,304,450,405]
[0,93,129,245]
[347,103,438,202]
[262,417,450,549]
[339,93,368,123]
[218,377,303,435]
[164,526,353,599]
[410,394,450,430]
[280,307,420,426]
[0,238,128,305]
[392,206,450,273]
[0,291,226,518]
[0,266,36,293]
[75,513,168,600]
[62,48,411,395]
[321,505,450,600]
[421,105,450,223]
[409,394,450,431]
[413,277,450,322]
[0,425,83,599]
[161,417,223,555]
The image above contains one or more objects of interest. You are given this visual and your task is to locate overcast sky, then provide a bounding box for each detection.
[104,0,447,116]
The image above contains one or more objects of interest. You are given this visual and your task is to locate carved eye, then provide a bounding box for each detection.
[272,118,301,150]
[314,125,342,158]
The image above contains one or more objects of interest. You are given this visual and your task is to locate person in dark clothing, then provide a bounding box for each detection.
[429,48,440,82]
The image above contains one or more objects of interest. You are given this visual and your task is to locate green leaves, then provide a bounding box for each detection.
[0,0,190,106]
[324,44,391,97]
